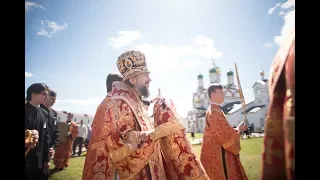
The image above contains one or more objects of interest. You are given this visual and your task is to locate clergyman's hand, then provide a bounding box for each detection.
[236,121,247,133]
[43,162,50,172]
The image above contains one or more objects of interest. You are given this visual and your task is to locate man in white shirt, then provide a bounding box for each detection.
[72,120,87,156]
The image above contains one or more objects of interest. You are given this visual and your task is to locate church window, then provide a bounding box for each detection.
[260,118,264,127]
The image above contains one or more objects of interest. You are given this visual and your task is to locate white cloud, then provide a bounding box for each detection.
[264,42,273,48]
[279,11,285,16]
[25,72,34,77]
[37,28,53,37]
[47,21,68,33]
[281,0,295,9]
[107,32,222,73]
[267,0,295,46]
[37,20,68,38]
[134,43,197,72]
[108,31,143,49]
[25,1,45,12]
[274,9,295,46]
[268,3,281,14]
[108,33,223,73]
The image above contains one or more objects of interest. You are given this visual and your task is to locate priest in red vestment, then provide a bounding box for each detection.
[82,73,123,180]
[261,29,295,180]
[153,98,209,180]
[200,83,248,180]
[82,50,167,180]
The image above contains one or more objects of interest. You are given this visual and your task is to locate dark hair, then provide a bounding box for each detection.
[207,83,223,99]
[49,90,57,97]
[106,73,123,92]
[142,100,151,106]
[26,83,48,101]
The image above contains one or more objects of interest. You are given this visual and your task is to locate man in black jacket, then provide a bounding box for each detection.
[40,90,59,159]
[25,83,51,180]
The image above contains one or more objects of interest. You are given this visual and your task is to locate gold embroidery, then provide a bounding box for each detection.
[122,147,161,180]
[286,89,292,97]
[109,144,134,162]
[264,117,283,135]
[285,117,295,144]
[194,173,210,180]
[222,134,240,149]
[112,81,154,131]
[153,98,209,180]
[154,121,185,140]
[125,131,140,148]
[116,50,149,81]
[286,89,294,113]
[90,141,105,150]
[265,138,283,165]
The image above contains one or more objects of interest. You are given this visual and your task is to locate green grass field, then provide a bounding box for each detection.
[49,137,263,180]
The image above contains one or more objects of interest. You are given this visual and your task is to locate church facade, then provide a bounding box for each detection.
[186,60,269,133]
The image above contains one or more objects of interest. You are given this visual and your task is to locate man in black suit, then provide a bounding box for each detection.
[40,90,59,160]
[25,83,51,180]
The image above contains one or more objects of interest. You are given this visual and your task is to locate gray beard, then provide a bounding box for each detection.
[138,86,149,98]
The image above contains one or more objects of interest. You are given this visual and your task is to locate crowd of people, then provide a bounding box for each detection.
[25,84,92,179]
[25,29,294,180]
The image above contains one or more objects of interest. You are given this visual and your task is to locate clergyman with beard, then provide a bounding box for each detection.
[84,50,167,180]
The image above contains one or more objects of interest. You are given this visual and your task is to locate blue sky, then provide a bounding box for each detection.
[25,0,295,117]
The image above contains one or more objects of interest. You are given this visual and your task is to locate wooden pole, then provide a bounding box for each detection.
[234,63,249,126]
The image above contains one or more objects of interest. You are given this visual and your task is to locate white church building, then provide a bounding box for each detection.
[56,110,94,125]
[187,60,269,133]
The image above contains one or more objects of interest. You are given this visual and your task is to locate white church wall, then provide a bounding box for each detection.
[197,116,206,133]
[246,106,268,132]
[56,111,94,125]
[189,61,270,134]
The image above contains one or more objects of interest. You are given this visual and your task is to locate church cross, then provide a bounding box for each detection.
[211,58,216,66]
